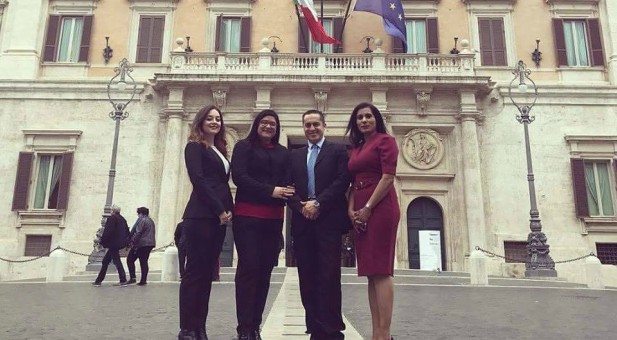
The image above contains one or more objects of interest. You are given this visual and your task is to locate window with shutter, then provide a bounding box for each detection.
[394,18,438,54]
[43,15,93,63]
[555,19,605,67]
[309,18,333,53]
[12,152,34,211]
[136,15,165,63]
[478,18,507,66]
[218,17,242,53]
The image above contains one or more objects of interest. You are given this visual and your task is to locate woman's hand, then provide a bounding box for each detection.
[272,186,295,200]
[352,207,371,233]
[219,211,232,225]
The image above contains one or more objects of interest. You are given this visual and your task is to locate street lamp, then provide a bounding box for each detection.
[86,58,137,270]
[508,60,557,278]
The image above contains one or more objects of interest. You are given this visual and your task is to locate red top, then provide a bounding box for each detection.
[234,201,284,220]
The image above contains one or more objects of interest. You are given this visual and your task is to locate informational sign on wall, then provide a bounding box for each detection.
[419,230,442,271]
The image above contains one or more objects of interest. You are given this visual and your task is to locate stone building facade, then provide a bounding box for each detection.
[1,0,617,285]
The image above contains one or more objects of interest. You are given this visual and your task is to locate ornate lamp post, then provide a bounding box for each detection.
[508,60,557,278]
[86,58,137,270]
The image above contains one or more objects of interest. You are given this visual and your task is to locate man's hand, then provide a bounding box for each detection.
[301,200,320,220]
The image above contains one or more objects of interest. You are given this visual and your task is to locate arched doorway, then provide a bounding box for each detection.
[407,197,446,270]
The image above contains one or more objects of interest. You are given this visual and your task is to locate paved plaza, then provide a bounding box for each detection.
[1,267,616,340]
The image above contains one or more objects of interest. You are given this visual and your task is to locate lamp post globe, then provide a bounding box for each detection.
[508,60,557,278]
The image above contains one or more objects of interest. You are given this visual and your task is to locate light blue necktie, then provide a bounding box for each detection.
[307,144,319,198]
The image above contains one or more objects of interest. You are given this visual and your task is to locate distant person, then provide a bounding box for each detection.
[231,109,294,340]
[92,204,130,287]
[127,207,156,286]
[346,102,400,340]
[178,105,233,340]
[174,221,187,280]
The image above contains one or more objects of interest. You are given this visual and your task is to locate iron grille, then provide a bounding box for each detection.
[596,243,617,265]
[504,241,528,263]
[24,235,52,257]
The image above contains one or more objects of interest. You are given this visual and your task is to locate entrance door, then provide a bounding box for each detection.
[407,197,446,270]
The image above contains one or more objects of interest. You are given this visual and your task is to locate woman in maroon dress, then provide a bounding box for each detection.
[346,102,400,340]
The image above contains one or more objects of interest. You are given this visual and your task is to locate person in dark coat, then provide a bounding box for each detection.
[174,221,187,279]
[127,206,156,285]
[178,105,233,340]
[92,204,130,286]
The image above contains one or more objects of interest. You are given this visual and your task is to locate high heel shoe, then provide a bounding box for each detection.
[177,329,196,340]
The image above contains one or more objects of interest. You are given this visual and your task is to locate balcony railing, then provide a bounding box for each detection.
[169,52,477,77]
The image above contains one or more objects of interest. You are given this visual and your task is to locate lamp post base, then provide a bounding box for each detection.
[525,268,558,278]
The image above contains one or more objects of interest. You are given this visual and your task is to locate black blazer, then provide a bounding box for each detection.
[231,139,290,207]
[100,213,129,249]
[182,142,233,219]
[288,140,352,233]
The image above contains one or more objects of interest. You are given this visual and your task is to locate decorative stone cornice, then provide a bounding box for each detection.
[22,129,83,152]
[462,0,515,3]
[545,0,598,4]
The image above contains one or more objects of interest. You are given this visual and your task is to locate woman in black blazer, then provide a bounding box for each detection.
[178,105,233,340]
[231,109,294,340]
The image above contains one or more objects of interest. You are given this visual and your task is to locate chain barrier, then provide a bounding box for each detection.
[0,242,176,263]
[475,246,597,264]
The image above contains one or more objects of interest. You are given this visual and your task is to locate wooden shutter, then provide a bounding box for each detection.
[56,152,74,210]
[586,18,605,67]
[333,17,344,53]
[298,20,309,53]
[552,19,568,66]
[478,18,506,66]
[426,18,439,54]
[43,15,61,62]
[571,159,589,218]
[136,16,164,63]
[240,17,252,52]
[12,152,34,211]
[78,15,93,62]
[392,36,405,53]
[215,15,222,52]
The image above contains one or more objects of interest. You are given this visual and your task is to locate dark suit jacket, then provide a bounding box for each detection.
[100,213,129,249]
[182,142,233,219]
[288,140,352,233]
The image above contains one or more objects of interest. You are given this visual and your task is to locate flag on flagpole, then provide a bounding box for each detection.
[354,0,407,49]
[294,0,341,45]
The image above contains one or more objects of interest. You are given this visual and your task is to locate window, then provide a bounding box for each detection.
[571,159,616,218]
[215,16,251,52]
[596,243,617,265]
[553,19,604,67]
[12,152,74,211]
[43,15,92,63]
[298,17,343,53]
[503,241,527,264]
[478,18,506,66]
[393,18,438,54]
[24,235,53,256]
[136,15,165,63]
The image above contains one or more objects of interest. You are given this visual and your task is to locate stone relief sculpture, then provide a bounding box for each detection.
[401,128,444,170]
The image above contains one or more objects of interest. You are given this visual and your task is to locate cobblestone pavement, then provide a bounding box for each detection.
[1,268,616,340]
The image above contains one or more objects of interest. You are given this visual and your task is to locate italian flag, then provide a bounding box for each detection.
[295,0,340,44]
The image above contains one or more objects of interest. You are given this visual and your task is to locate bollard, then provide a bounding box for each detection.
[46,249,67,282]
[469,249,489,286]
[161,246,179,282]
[585,256,604,289]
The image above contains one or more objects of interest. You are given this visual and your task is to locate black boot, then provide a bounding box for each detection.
[178,329,196,340]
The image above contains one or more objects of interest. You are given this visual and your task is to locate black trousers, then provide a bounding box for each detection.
[233,216,283,334]
[178,218,226,332]
[293,223,345,339]
[177,246,187,279]
[95,247,126,283]
[127,246,155,283]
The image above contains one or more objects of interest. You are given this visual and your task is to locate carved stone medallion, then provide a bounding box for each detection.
[401,129,444,170]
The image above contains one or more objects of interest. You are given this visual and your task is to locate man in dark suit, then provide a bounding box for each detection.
[92,204,130,286]
[288,109,351,340]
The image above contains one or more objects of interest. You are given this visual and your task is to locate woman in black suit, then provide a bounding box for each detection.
[178,105,233,340]
[231,109,294,340]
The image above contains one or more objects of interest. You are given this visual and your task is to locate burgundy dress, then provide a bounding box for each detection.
[348,133,400,276]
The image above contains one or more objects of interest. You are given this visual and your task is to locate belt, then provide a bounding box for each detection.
[353,180,376,190]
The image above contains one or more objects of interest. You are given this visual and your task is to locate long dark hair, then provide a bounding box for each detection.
[345,102,388,147]
[188,105,228,157]
[245,109,281,145]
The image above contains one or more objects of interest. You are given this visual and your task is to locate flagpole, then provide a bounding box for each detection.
[337,0,353,53]
[295,2,309,53]
[320,0,324,53]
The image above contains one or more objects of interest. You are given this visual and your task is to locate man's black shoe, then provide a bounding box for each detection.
[126,278,137,285]
[177,329,196,340]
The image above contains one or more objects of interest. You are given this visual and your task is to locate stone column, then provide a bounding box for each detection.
[156,87,186,246]
[602,0,617,84]
[0,0,46,79]
[458,91,487,251]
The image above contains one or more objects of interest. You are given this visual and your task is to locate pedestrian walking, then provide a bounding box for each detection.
[346,102,400,340]
[92,204,130,287]
[178,105,233,340]
[231,109,294,340]
[126,206,156,285]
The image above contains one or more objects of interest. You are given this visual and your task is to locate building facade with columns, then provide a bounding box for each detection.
[1,0,617,285]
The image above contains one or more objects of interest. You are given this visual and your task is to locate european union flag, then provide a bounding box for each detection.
[354,0,407,49]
